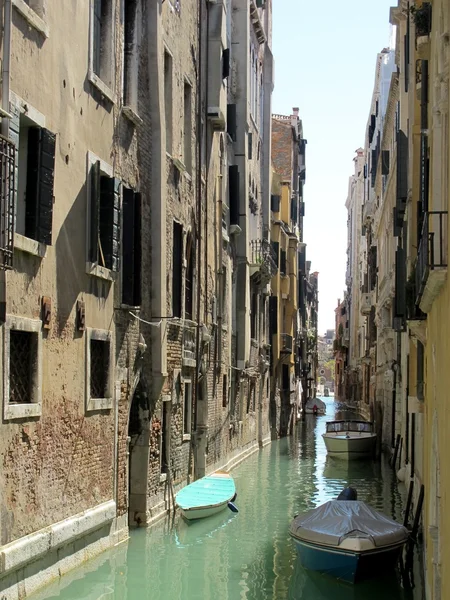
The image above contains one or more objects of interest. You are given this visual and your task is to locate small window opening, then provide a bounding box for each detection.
[10,330,37,404]
[90,339,110,398]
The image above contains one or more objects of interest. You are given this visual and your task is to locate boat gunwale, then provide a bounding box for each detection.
[289,535,408,556]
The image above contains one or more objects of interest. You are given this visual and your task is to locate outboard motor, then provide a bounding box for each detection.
[337,487,358,501]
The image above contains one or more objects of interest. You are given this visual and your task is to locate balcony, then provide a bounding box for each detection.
[416,211,448,313]
[280,333,293,354]
[182,328,197,367]
[360,292,373,315]
[249,239,278,287]
[0,135,15,269]
[362,198,375,224]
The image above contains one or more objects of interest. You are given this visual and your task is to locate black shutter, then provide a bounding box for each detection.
[89,160,101,262]
[381,150,390,175]
[172,222,183,317]
[271,194,280,212]
[395,247,406,318]
[280,249,286,275]
[271,241,279,267]
[363,164,367,179]
[227,104,237,141]
[397,130,408,200]
[99,176,121,271]
[25,128,56,244]
[290,198,297,222]
[299,201,305,217]
[370,148,377,187]
[248,132,253,159]
[133,193,142,304]
[229,165,239,225]
[222,48,230,79]
[122,188,141,306]
[269,295,278,335]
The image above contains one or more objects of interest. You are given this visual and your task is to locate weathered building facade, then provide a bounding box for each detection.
[0,0,298,596]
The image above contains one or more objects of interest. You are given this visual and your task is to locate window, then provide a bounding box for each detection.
[183,82,192,173]
[251,292,257,339]
[86,328,113,411]
[14,113,55,245]
[185,233,194,320]
[123,0,140,116]
[221,266,228,324]
[222,374,228,408]
[12,0,48,37]
[161,400,170,474]
[90,0,115,100]
[183,380,192,437]
[4,316,42,420]
[172,222,183,317]
[88,157,121,273]
[164,51,173,154]
[247,381,256,413]
[122,188,141,305]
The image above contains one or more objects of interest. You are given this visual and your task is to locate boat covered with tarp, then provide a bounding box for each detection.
[304,397,327,415]
[289,500,409,583]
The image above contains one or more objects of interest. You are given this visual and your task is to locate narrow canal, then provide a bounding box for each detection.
[32,397,424,600]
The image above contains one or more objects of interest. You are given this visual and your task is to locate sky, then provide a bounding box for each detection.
[271,0,395,334]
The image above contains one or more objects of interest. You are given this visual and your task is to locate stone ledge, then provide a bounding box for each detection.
[0,500,116,576]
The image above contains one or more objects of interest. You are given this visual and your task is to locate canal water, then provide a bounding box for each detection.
[32,397,424,600]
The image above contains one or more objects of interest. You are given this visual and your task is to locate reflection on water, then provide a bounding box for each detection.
[31,397,423,600]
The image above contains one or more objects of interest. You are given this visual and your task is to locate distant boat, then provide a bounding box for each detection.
[304,397,326,416]
[289,496,409,583]
[324,387,330,397]
[322,420,376,460]
[175,472,237,521]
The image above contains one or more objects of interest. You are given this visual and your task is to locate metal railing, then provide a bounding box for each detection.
[280,333,293,354]
[416,211,448,303]
[0,135,15,269]
[249,239,277,270]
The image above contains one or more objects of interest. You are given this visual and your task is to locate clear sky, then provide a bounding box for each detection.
[271,0,394,334]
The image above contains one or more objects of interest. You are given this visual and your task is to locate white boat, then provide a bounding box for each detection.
[175,472,237,521]
[304,397,326,415]
[322,420,376,460]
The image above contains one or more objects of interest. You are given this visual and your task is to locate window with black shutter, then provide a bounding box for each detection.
[251,292,257,339]
[381,150,390,175]
[89,163,121,272]
[185,233,194,320]
[248,132,253,159]
[229,165,240,225]
[269,295,278,336]
[122,188,141,306]
[280,249,287,275]
[299,201,305,217]
[227,104,237,142]
[290,198,297,222]
[172,222,183,317]
[395,247,406,318]
[271,241,279,267]
[271,194,280,212]
[16,118,56,245]
[222,48,230,80]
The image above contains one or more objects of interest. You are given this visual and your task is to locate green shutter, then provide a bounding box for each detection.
[89,161,101,263]
[99,176,121,272]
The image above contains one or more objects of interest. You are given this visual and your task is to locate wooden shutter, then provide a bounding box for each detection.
[280,249,286,275]
[248,132,253,160]
[271,241,279,267]
[271,194,280,212]
[229,165,239,225]
[227,104,237,142]
[381,150,390,175]
[89,160,100,263]
[122,188,141,306]
[299,201,305,217]
[222,48,230,80]
[172,222,183,317]
[93,0,102,75]
[396,130,408,200]
[25,127,55,245]
[395,247,406,318]
[8,105,19,216]
[269,295,278,335]
[99,176,121,271]
[290,198,297,222]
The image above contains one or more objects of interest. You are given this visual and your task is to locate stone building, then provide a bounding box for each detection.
[0,0,281,596]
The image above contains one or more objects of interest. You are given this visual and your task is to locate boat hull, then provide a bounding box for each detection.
[322,433,376,460]
[180,501,230,521]
[292,538,404,583]
[304,408,326,415]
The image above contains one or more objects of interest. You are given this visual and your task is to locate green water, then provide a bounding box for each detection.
[32,398,423,600]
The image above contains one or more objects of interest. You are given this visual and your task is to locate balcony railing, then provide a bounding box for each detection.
[249,239,278,286]
[416,211,447,310]
[280,333,293,354]
[0,135,15,269]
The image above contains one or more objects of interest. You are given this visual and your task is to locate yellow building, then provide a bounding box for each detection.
[270,110,305,436]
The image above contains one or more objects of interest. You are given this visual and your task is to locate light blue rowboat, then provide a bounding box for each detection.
[175,472,237,520]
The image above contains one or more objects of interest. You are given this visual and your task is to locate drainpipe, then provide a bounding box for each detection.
[0,0,12,329]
